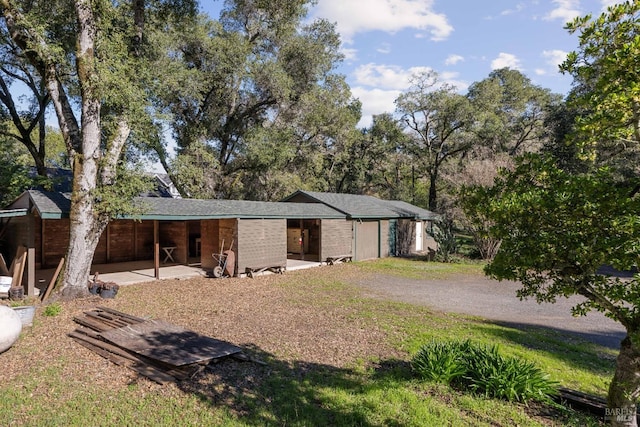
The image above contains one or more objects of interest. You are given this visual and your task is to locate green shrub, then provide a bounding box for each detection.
[43,302,62,317]
[410,340,467,383]
[411,339,558,403]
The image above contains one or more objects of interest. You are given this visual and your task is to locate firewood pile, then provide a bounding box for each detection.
[69,307,249,384]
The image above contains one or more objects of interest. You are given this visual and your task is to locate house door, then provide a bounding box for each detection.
[415,222,423,252]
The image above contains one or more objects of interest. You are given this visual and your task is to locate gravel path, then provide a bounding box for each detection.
[353,273,626,348]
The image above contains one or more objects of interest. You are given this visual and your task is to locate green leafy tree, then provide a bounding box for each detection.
[463,5,640,422]
[560,1,640,180]
[465,155,640,426]
[359,113,417,201]
[0,31,51,176]
[156,1,356,200]
[0,0,196,297]
[467,68,559,157]
[395,71,473,211]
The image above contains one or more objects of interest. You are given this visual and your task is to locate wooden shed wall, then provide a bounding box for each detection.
[200,219,219,270]
[43,218,70,268]
[379,219,390,258]
[319,219,352,260]
[159,221,188,264]
[135,221,155,260]
[354,220,380,261]
[237,218,286,274]
[201,219,238,273]
[106,220,135,262]
[2,214,38,267]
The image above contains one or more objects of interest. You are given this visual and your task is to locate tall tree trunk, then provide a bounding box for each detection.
[608,335,640,426]
[62,158,107,298]
[428,169,438,212]
[59,0,103,297]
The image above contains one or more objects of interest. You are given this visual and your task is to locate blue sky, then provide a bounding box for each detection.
[202,0,618,127]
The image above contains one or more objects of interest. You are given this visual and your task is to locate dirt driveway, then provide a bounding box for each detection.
[351,272,626,349]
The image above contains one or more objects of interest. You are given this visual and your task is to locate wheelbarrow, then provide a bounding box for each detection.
[211,239,235,278]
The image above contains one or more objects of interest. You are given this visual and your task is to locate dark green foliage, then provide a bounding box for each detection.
[411,340,468,384]
[432,218,458,263]
[411,340,559,403]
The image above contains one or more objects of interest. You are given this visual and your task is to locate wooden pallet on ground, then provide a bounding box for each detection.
[69,306,248,384]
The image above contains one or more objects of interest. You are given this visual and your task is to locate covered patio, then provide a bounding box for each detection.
[33,258,324,291]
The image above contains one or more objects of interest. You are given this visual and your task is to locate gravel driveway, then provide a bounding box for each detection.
[353,273,626,348]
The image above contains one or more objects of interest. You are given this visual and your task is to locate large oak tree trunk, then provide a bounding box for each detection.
[60,157,107,297]
[59,0,106,297]
[608,335,640,426]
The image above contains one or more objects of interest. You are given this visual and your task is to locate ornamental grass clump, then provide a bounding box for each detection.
[411,339,558,403]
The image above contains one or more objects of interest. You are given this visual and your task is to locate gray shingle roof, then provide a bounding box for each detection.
[13,190,437,221]
[20,190,345,220]
[374,199,440,220]
[135,196,344,220]
[283,190,439,220]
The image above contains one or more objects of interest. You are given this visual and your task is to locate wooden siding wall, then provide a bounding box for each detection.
[159,221,188,264]
[201,219,237,273]
[107,221,135,262]
[354,220,380,261]
[43,218,70,268]
[3,215,37,266]
[219,219,236,254]
[136,221,155,260]
[201,219,219,270]
[379,220,390,258]
[319,219,352,260]
[237,218,286,273]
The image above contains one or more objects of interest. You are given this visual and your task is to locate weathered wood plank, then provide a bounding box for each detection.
[85,311,128,329]
[99,319,242,367]
[69,330,178,384]
[41,257,64,302]
[95,306,146,323]
[73,315,113,332]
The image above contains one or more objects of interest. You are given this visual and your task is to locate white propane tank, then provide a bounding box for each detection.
[0,305,22,353]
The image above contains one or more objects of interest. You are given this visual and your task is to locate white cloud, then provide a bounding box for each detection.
[439,71,468,92]
[312,0,453,43]
[351,87,401,127]
[353,63,432,90]
[377,43,391,54]
[535,68,546,75]
[490,53,522,70]
[544,0,581,22]
[353,63,468,91]
[542,49,568,69]
[341,47,358,61]
[444,54,464,66]
[500,3,526,16]
[350,65,469,127]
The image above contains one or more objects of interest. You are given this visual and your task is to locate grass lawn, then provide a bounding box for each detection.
[0,259,612,426]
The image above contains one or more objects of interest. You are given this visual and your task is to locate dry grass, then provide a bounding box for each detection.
[2,264,398,393]
[0,262,604,426]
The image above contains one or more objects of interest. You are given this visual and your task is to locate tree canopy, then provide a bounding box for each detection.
[462,3,640,423]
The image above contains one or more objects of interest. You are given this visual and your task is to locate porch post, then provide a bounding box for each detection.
[299,218,304,260]
[154,220,159,280]
[26,213,35,296]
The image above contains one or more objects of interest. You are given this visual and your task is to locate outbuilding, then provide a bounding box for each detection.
[1,189,439,296]
[1,190,346,295]
[282,190,439,261]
